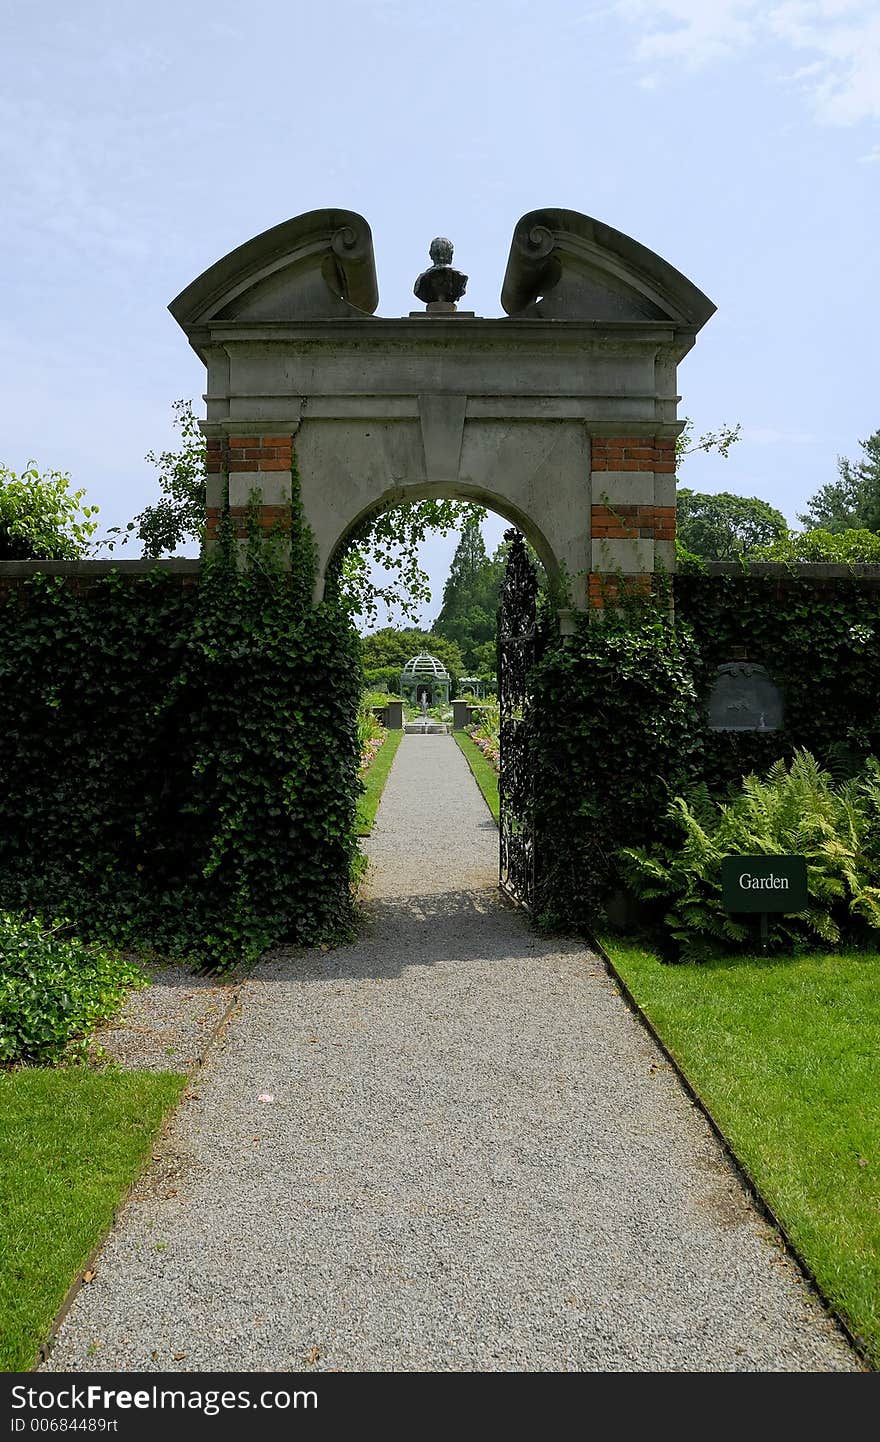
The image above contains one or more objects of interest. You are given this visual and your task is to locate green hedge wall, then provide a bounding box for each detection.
[0,539,361,969]
[676,568,880,788]
[532,567,880,935]
[531,606,703,931]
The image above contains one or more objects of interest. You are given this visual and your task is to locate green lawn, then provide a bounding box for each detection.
[0,1067,186,1370]
[356,727,404,836]
[601,939,880,1367]
[454,731,499,822]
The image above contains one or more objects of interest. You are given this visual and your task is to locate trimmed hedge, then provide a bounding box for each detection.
[532,565,880,936]
[676,566,880,788]
[0,527,361,969]
[531,604,702,931]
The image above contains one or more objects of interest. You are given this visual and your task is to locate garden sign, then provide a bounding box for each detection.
[721,855,809,947]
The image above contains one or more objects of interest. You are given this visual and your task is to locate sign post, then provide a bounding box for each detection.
[720,855,808,951]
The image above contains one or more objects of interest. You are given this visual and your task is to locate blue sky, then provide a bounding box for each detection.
[2,0,878,627]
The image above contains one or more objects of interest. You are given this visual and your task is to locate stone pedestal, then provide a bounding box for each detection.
[452,700,472,731]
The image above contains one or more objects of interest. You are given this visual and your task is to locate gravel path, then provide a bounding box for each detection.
[45,735,858,1372]
[91,964,238,1073]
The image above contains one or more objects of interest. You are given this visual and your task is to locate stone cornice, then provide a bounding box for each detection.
[198,412,685,438]
[191,316,688,346]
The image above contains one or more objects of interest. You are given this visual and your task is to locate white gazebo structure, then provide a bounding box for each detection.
[400,654,451,707]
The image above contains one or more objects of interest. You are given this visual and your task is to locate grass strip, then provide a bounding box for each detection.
[601,938,880,1368]
[454,730,499,822]
[0,1067,186,1371]
[356,727,404,836]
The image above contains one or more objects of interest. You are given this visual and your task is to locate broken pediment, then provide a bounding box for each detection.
[168,209,379,328]
[501,208,716,327]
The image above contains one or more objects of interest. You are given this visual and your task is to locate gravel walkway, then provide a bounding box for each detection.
[90,964,238,1073]
[45,735,857,1372]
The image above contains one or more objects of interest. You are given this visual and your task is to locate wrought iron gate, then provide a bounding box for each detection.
[498,530,540,910]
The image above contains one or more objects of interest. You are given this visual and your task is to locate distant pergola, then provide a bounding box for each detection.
[458,675,486,698]
[400,654,451,707]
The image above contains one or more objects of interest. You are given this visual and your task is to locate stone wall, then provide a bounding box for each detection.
[0,559,201,593]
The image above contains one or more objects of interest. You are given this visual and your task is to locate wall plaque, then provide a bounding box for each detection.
[708,662,783,731]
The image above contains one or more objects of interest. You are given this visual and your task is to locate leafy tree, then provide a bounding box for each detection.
[105,398,205,557]
[676,490,788,561]
[337,498,469,626]
[799,429,880,534]
[359,627,464,685]
[755,528,880,564]
[0,462,99,560]
[470,640,498,678]
[675,418,742,466]
[672,417,772,561]
[136,398,206,556]
[433,512,506,669]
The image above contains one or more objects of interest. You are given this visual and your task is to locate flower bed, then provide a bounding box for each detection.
[359,731,386,772]
[466,725,499,773]
[358,695,387,772]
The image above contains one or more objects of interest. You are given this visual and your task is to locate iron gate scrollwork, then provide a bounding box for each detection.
[498,529,541,911]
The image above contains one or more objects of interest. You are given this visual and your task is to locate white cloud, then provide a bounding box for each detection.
[615,1,759,68]
[615,0,880,124]
[746,427,818,445]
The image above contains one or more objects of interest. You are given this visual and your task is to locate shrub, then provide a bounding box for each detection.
[0,914,145,1064]
[754,528,880,565]
[467,697,500,771]
[357,698,386,770]
[470,697,499,745]
[621,750,880,960]
[361,689,395,709]
[363,667,404,694]
[0,463,99,560]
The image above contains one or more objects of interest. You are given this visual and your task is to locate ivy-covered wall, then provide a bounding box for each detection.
[532,563,880,935]
[0,538,361,969]
[531,604,702,931]
[8,542,880,958]
[676,563,880,788]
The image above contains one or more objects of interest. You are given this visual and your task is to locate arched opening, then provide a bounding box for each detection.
[323,481,560,613]
[340,498,548,776]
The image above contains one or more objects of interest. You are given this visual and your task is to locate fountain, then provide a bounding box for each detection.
[404,690,447,734]
[400,655,451,732]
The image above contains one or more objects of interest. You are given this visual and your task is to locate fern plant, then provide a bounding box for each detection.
[622,750,880,960]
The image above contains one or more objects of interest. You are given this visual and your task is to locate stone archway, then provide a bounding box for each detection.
[323,480,563,604]
[170,207,715,618]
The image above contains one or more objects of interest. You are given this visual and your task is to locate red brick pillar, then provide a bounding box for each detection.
[204,432,294,551]
[588,435,676,609]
